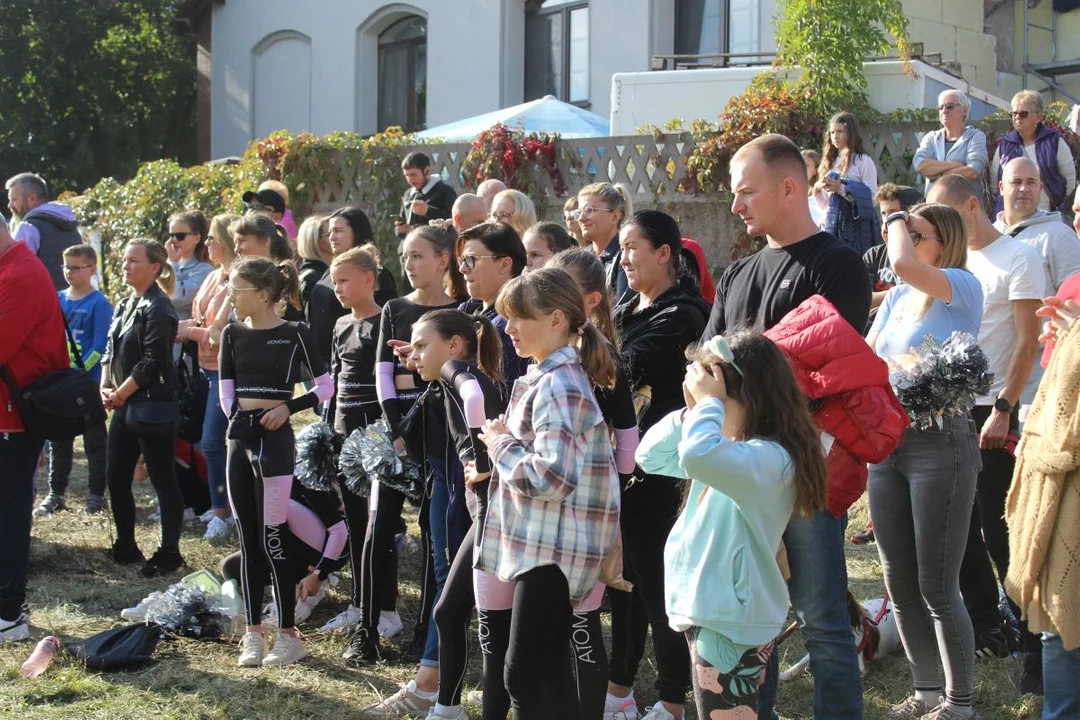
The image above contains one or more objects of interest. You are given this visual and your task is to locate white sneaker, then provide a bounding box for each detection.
[237,631,266,667]
[320,604,362,633]
[640,705,675,720]
[378,610,404,639]
[120,591,164,622]
[365,680,438,718]
[294,581,328,624]
[465,690,483,705]
[198,509,215,523]
[604,692,640,720]
[0,615,29,644]
[426,704,468,719]
[202,515,234,543]
[262,633,307,666]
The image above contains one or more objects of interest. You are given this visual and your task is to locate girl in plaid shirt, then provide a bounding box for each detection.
[474,268,622,718]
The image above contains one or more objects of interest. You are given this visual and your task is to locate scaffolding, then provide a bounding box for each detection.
[1022,0,1080,103]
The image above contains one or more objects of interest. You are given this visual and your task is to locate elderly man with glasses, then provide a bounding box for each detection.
[913,90,989,197]
[990,89,1077,214]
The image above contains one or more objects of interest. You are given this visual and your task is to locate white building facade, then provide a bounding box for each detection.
[204,0,780,158]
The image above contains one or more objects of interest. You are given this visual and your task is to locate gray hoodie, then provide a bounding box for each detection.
[994,209,1080,293]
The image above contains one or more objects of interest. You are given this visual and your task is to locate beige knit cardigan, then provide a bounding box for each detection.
[1005,322,1080,650]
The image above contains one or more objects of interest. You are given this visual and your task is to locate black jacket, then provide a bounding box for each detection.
[103,283,180,400]
[398,179,457,233]
[298,258,329,315]
[615,285,711,432]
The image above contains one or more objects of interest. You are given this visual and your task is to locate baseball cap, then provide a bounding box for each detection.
[242,189,286,215]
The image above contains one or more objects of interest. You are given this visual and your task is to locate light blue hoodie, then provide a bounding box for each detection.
[637,397,795,646]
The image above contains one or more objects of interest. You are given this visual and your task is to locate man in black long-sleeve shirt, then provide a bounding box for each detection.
[393,151,457,240]
[702,134,870,720]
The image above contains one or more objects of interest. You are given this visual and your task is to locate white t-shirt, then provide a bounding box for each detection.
[966,235,1046,404]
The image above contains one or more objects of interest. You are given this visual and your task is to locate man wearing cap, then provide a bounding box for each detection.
[242,188,286,225]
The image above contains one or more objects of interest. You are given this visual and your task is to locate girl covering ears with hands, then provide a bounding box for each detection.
[636,331,827,718]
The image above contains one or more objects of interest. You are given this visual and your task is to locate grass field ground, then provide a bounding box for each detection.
[0,422,1044,719]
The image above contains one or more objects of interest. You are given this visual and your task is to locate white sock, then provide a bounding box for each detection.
[407,680,438,699]
[380,610,397,620]
[944,702,973,718]
[433,703,459,716]
[608,690,635,705]
[914,689,940,706]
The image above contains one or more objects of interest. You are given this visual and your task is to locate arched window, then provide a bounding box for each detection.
[378,15,427,132]
[525,0,589,105]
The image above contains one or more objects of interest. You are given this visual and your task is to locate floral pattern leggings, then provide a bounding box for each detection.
[686,626,775,718]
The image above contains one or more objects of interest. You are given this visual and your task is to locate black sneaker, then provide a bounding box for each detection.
[140,548,186,578]
[84,493,106,515]
[973,627,1012,659]
[342,626,381,665]
[33,494,67,517]
[106,541,145,565]
[1020,651,1044,696]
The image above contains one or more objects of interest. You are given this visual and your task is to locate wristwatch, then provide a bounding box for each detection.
[993,397,1014,414]
[884,211,908,227]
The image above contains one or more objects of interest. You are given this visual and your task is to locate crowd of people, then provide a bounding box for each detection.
[0,90,1079,719]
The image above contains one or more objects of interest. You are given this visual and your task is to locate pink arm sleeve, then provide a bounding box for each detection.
[321,520,348,561]
[219,379,236,417]
[312,373,334,402]
[459,377,487,428]
[614,426,640,475]
[376,361,397,403]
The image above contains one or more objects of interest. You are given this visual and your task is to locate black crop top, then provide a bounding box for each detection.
[219,321,327,402]
[326,312,382,436]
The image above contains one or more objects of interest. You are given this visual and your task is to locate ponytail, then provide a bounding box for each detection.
[474,315,505,384]
[277,261,300,310]
[577,322,617,390]
[157,261,176,295]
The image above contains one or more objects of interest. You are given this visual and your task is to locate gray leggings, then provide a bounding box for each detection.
[868,416,981,707]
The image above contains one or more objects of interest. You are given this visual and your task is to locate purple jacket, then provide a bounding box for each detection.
[995,123,1068,213]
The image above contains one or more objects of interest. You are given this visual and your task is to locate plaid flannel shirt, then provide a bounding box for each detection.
[475,345,621,605]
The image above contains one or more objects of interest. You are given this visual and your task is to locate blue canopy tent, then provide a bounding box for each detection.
[414,95,610,141]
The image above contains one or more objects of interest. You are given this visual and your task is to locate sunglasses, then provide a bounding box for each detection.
[167,231,195,241]
[1010,110,1034,119]
[937,102,958,111]
[227,284,261,296]
[459,254,503,271]
[489,211,514,223]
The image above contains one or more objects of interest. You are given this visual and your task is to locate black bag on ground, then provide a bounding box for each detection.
[176,341,209,444]
[0,315,106,442]
[66,623,162,671]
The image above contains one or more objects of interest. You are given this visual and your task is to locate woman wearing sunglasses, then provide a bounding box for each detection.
[990,90,1077,214]
[913,90,988,197]
[866,203,985,720]
[166,210,214,323]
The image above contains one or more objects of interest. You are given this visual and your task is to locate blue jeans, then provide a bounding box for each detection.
[200,371,229,512]
[1043,633,1080,719]
[758,510,863,720]
[420,455,455,668]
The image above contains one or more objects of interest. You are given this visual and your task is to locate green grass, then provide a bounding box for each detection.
[0,424,1042,719]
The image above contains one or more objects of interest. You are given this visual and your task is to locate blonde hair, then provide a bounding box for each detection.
[258,180,290,207]
[492,189,537,237]
[209,213,239,266]
[331,243,381,275]
[495,267,617,389]
[577,182,632,226]
[296,214,328,262]
[1012,89,1044,114]
[127,238,175,295]
[902,202,968,319]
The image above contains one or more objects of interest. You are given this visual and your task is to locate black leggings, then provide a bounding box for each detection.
[570,608,608,720]
[503,565,579,718]
[361,482,410,630]
[435,524,478,707]
[107,410,182,551]
[227,425,296,629]
[609,476,691,705]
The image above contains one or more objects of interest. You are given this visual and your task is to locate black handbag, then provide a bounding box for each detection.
[176,341,209,444]
[125,398,179,436]
[67,623,162,671]
[0,315,106,442]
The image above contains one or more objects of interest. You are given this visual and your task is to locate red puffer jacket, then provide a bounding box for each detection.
[765,295,908,517]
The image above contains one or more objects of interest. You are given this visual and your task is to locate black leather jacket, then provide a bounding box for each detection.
[102,283,180,399]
